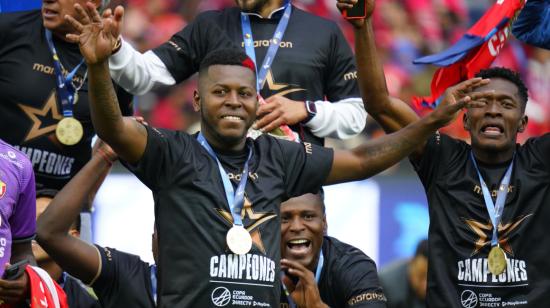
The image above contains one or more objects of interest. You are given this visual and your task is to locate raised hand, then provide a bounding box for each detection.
[429,78,490,128]
[64,2,118,64]
[281,259,329,308]
[336,0,375,28]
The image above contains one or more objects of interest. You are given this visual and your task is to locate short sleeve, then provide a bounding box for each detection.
[334,251,386,307]
[277,140,333,198]
[122,125,191,191]
[91,246,141,297]
[324,23,360,101]
[11,160,36,242]
[152,11,237,83]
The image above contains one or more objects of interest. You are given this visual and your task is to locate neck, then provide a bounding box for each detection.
[201,130,247,154]
[307,252,320,273]
[257,0,285,18]
[471,146,515,165]
[38,259,63,281]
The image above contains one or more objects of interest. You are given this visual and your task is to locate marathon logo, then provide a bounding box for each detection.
[347,292,387,305]
[0,151,24,169]
[32,63,85,85]
[241,40,293,49]
[210,253,276,283]
[14,146,74,176]
[457,257,528,283]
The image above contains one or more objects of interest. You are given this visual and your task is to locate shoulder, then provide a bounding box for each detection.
[194,7,240,24]
[291,6,338,31]
[324,236,377,274]
[0,10,41,29]
[0,139,32,173]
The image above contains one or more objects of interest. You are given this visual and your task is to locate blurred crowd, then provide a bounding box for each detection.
[113,0,550,145]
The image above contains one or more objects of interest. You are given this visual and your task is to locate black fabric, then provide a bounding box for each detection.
[413,132,550,308]
[124,126,333,307]
[61,274,100,308]
[153,6,359,145]
[0,10,133,192]
[280,236,387,308]
[379,260,425,308]
[91,245,154,308]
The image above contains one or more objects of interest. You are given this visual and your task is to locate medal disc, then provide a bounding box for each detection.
[226,225,252,255]
[488,246,507,275]
[56,117,83,146]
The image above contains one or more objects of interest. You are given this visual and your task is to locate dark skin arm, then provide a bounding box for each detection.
[0,242,34,304]
[36,140,116,285]
[65,3,147,164]
[281,259,329,308]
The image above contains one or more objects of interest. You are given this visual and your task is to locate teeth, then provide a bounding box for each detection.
[289,239,309,245]
[223,116,241,121]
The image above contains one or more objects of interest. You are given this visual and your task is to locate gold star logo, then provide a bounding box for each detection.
[216,196,277,254]
[463,214,533,257]
[261,70,305,98]
[18,90,62,142]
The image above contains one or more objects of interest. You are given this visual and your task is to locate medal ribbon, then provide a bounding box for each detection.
[150,265,157,304]
[45,29,85,117]
[197,133,252,226]
[470,152,514,247]
[240,2,292,91]
[282,250,324,308]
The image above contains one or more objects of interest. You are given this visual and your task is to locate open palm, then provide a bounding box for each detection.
[65,3,116,64]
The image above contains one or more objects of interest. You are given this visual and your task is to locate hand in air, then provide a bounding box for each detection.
[281,259,328,308]
[336,0,375,28]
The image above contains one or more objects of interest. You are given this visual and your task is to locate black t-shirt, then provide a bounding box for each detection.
[153,6,359,145]
[61,273,101,308]
[125,126,333,307]
[0,10,133,193]
[413,132,550,308]
[91,245,155,308]
[280,236,387,308]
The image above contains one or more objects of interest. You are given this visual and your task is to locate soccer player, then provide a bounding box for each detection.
[0,139,37,304]
[67,4,473,304]
[379,240,428,308]
[36,139,156,308]
[342,0,550,305]
[34,197,100,308]
[280,193,387,307]
[0,0,133,195]
[104,0,366,145]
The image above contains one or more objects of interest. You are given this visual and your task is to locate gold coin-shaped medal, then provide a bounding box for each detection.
[488,246,507,276]
[56,117,83,146]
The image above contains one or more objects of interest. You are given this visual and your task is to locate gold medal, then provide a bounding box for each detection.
[226,225,252,255]
[488,246,507,275]
[56,117,83,146]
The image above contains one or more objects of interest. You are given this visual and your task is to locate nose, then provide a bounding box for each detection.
[288,216,305,233]
[224,90,242,108]
[484,100,502,117]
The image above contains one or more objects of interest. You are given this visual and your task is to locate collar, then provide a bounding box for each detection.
[241,4,288,19]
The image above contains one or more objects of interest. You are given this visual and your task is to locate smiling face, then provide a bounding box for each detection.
[464,78,527,161]
[280,193,326,272]
[194,64,258,150]
[42,0,100,36]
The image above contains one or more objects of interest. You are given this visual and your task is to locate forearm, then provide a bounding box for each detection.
[109,40,176,95]
[305,98,367,139]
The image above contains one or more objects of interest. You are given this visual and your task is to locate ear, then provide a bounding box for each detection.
[517,115,528,133]
[463,113,470,131]
[193,90,201,112]
[68,229,80,238]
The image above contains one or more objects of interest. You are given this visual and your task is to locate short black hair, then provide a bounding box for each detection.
[414,239,428,258]
[199,48,256,77]
[474,67,528,107]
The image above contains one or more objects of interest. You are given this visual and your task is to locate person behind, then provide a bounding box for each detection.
[36,139,156,308]
[33,197,100,308]
[378,239,428,308]
[105,0,366,145]
[0,0,133,196]
[68,6,475,304]
[0,139,37,305]
[280,193,387,308]
[341,0,550,305]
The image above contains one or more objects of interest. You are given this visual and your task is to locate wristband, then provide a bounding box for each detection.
[302,100,317,124]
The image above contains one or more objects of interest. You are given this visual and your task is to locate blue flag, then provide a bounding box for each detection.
[0,0,41,13]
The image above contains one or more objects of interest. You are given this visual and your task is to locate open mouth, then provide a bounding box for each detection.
[221,115,244,122]
[481,124,504,136]
[286,238,312,256]
[42,8,58,17]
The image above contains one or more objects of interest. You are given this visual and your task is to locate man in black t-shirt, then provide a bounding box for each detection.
[36,140,156,308]
[106,0,365,146]
[280,193,387,307]
[0,0,133,194]
[68,10,470,304]
[348,1,550,305]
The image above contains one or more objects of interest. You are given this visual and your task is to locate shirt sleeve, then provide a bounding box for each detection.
[512,0,550,49]
[336,252,387,307]
[305,98,367,139]
[324,22,360,102]
[11,158,36,242]
[122,125,191,191]
[276,139,333,198]
[524,133,550,172]
[152,11,238,84]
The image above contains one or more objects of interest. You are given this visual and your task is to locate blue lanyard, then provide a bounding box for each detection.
[45,29,85,117]
[470,152,515,247]
[282,250,324,308]
[197,133,252,226]
[240,2,292,91]
[150,265,157,304]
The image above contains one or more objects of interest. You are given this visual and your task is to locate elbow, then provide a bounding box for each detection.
[35,220,54,247]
